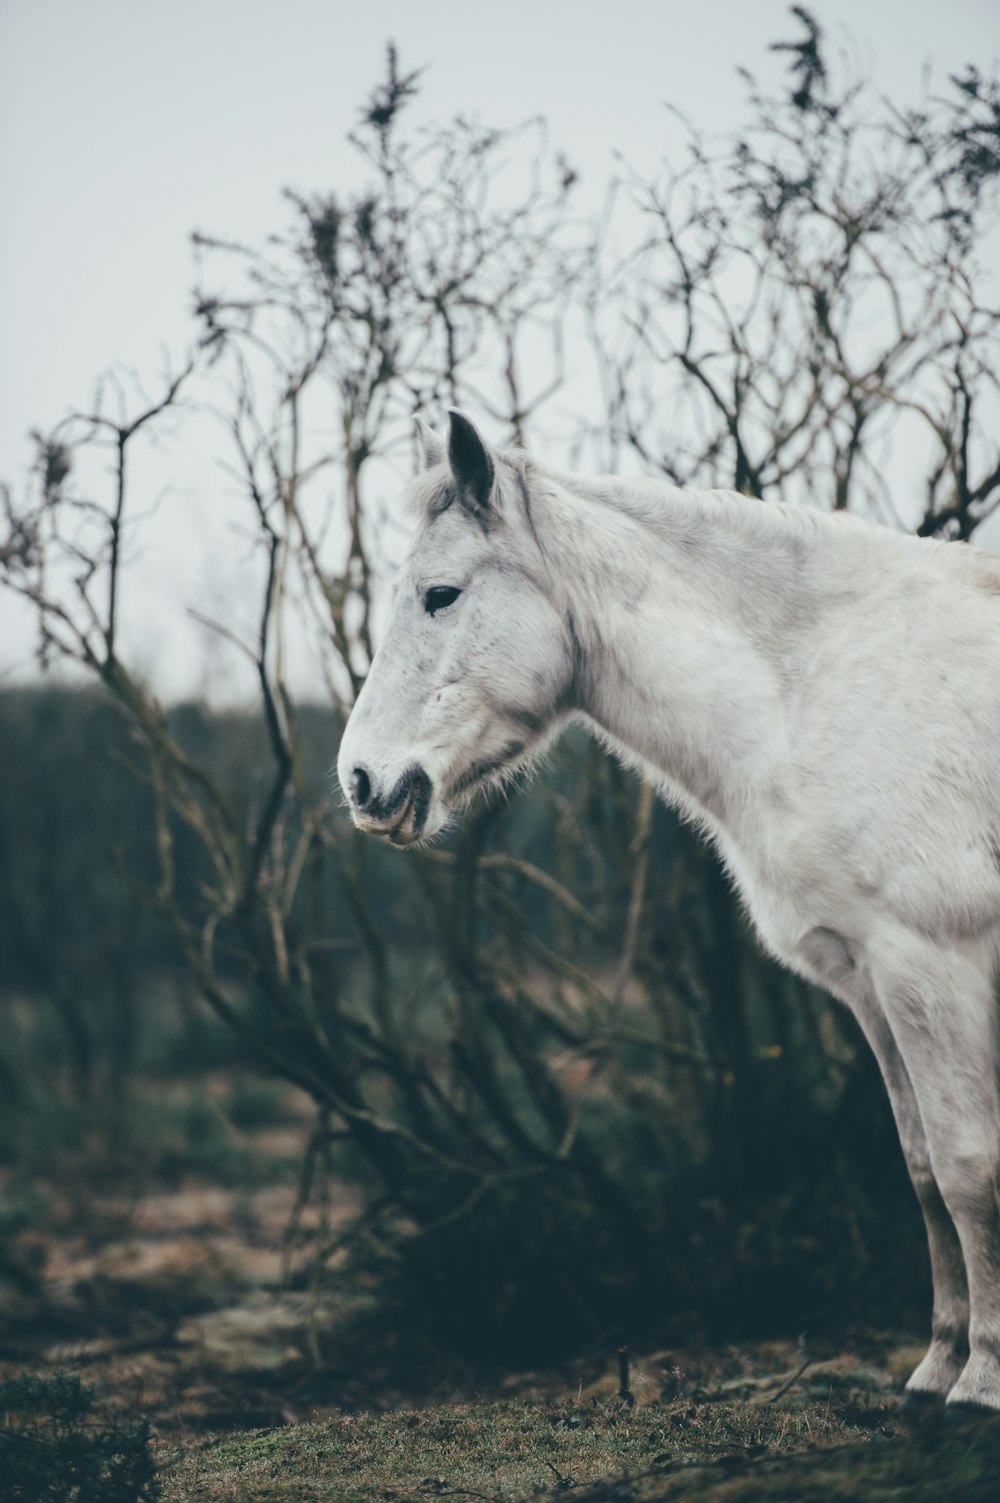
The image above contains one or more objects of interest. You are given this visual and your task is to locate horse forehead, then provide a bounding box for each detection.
[406,508,487,572]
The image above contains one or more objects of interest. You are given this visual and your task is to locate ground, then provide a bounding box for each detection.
[3,1072,999,1501]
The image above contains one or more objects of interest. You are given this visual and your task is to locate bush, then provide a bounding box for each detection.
[0,1372,158,1503]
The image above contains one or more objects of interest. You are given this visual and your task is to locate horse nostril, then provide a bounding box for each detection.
[351,767,372,809]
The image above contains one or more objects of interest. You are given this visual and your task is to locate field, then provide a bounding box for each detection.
[4,1068,999,1502]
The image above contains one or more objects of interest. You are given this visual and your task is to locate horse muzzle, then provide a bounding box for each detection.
[345,763,433,846]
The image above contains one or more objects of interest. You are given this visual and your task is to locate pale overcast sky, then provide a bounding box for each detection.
[1,0,998,696]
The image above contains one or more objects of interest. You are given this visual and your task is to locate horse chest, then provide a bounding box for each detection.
[712,811,873,992]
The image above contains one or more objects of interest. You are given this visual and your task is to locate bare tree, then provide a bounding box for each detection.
[593,8,1000,539]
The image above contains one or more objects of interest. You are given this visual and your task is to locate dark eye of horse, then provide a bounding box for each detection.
[424,586,462,616]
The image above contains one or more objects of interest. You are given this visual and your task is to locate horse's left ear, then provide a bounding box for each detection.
[447,409,495,515]
[414,416,446,470]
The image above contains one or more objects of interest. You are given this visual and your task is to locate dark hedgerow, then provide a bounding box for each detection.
[0,1372,159,1503]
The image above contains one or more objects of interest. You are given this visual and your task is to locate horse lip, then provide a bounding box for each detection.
[353,800,415,844]
[388,783,422,845]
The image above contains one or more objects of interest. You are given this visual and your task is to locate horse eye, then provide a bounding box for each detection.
[424,586,462,616]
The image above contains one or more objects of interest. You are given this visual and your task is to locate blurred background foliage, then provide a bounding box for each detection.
[2,9,999,1367]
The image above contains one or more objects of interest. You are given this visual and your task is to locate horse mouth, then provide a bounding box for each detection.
[385,769,433,846]
[386,788,423,845]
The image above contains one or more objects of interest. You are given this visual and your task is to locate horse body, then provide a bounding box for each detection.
[339,411,1000,1412]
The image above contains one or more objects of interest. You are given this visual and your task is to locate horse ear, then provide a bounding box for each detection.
[447,409,495,515]
[414,416,446,470]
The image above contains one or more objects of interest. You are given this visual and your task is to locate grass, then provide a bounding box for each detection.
[156,1383,1000,1503]
[581,1414,1000,1502]
[157,1395,856,1501]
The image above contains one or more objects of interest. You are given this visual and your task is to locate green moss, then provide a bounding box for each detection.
[158,1391,889,1502]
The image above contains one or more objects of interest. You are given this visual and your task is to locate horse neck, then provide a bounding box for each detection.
[545,480,845,831]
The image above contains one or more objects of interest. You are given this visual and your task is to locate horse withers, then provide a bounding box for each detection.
[339,409,1000,1415]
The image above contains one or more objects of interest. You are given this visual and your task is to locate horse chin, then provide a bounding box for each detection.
[407,796,450,845]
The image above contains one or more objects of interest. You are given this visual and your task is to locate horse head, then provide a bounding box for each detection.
[337,411,578,844]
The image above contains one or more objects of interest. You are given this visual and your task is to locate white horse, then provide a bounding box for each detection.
[339,409,1000,1413]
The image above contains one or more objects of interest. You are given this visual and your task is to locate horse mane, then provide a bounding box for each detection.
[528,457,922,559]
[406,443,934,570]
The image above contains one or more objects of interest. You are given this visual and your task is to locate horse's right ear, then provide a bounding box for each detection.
[414,416,446,470]
[447,409,495,516]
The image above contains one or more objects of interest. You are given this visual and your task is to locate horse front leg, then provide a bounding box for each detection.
[797,925,970,1401]
[873,934,1000,1414]
[847,991,969,1402]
